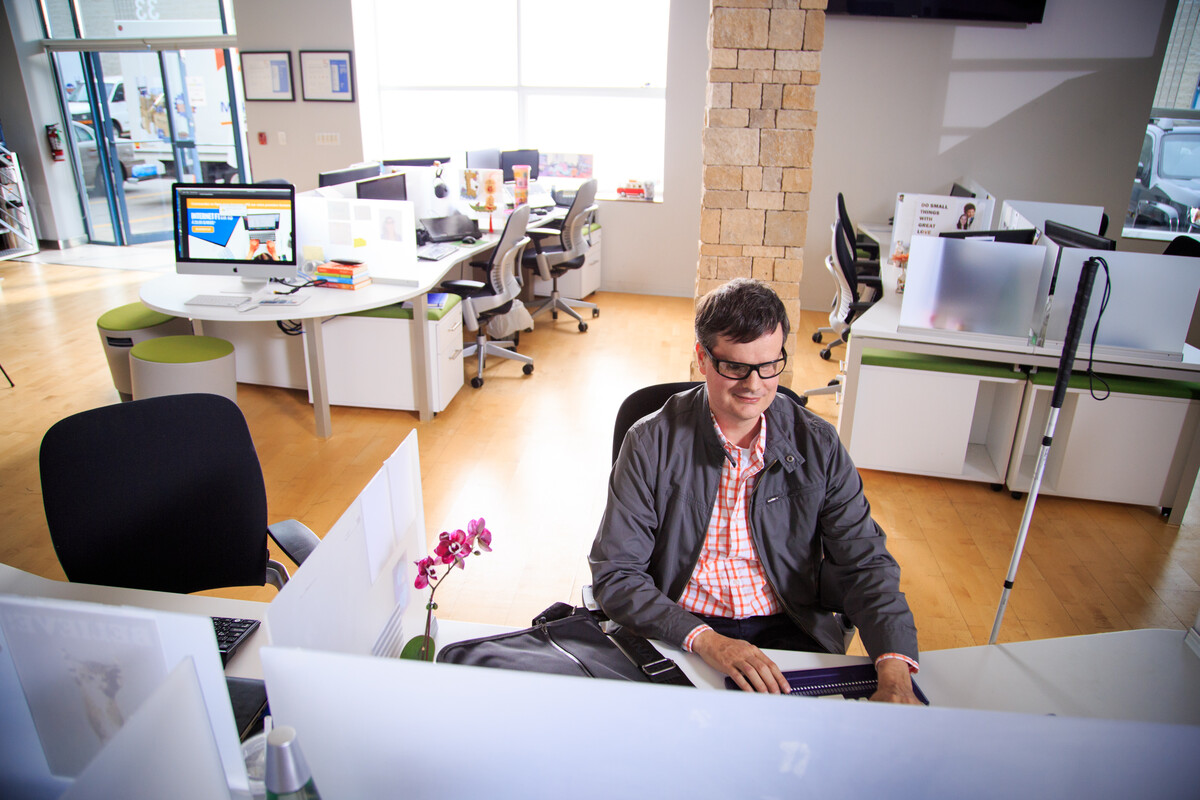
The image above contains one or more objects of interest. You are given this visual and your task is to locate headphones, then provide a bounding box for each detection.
[433,162,449,199]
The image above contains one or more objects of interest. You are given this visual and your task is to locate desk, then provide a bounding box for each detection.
[844,223,1200,523]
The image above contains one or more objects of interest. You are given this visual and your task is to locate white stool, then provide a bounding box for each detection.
[97,302,193,401]
[130,335,237,402]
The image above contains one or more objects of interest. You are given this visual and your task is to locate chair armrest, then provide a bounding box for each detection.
[528,226,562,238]
[858,274,883,288]
[268,519,320,567]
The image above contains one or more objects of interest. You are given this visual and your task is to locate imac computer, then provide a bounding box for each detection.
[501,149,539,182]
[318,163,381,188]
[171,182,298,284]
[941,228,1038,245]
[356,172,408,201]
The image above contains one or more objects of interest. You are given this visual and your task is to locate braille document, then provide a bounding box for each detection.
[725,663,929,704]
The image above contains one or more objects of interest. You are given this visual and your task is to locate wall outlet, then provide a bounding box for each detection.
[277,131,287,146]
[316,133,340,146]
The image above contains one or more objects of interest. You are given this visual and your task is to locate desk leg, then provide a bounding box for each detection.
[838,334,866,448]
[304,317,333,439]
[411,294,433,422]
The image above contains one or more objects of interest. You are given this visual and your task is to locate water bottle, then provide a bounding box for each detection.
[264,725,321,800]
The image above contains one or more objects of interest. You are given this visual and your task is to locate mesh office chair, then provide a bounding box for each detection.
[836,192,881,267]
[39,393,319,594]
[1164,234,1200,257]
[442,204,534,388]
[608,381,855,649]
[813,221,882,361]
[523,178,600,332]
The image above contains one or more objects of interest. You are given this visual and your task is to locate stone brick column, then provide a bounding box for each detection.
[694,0,824,379]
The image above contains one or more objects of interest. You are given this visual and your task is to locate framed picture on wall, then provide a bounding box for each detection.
[299,50,355,102]
[240,51,294,101]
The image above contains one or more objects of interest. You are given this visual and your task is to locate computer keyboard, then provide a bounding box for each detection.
[417,243,460,261]
[186,294,254,308]
[212,616,261,666]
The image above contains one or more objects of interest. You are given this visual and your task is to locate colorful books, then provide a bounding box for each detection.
[315,261,371,290]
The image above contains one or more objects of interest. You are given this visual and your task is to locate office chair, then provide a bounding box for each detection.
[836,192,880,266]
[1163,234,1200,257]
[38,393,320,594]
[814,222,882,361]
[523,178,600,332]
[442,204,534,388]
[608,381,855,649]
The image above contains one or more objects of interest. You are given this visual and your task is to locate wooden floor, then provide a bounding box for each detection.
[2,258,1198,657]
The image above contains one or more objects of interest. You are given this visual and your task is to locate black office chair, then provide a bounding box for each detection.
[814,220,882,361]
[1164,234,1200,257]
[836,192,880,268]
[608,381,855,649]
[39,393,319,594]
[442,204,534,388]
[523,178,600,332]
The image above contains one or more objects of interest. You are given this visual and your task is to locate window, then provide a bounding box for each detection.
[354,0,670,196]
[1127,0,1200,237]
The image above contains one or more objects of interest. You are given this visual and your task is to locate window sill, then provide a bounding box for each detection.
[596,193,663,204]
[1120,225,1195,243]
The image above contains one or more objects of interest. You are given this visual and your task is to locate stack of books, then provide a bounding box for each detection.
[315,261,371,290]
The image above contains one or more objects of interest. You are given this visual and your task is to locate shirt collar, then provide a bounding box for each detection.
[708,409,767,467]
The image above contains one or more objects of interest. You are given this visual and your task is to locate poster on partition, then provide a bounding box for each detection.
[890,192,995,267]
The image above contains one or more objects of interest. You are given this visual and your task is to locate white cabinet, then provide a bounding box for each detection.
[201,320,308,390]
[532,225,602,299]
[307,301,464,412]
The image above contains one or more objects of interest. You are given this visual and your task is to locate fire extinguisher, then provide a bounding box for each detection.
[46,124,65,161]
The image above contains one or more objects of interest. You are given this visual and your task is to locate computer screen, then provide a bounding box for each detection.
[465,148,501,170]
[949,182,976,198]
[355,172,408,201]
[501,149,539,182]
[940,228,1037,245]
[172,183,297,281]
[382,156,451,168]
[1043,219,1116,251]
[318,163,381,188]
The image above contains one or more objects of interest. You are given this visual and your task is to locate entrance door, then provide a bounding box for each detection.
[56,47,247,245]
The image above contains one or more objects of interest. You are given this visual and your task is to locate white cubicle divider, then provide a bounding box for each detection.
[267,430,428,658]
[0,595,249,797]
[1043,248,1200,361]
[899,235,1045,346]
[889,192,996,264]
[60,659,233,800]
[998,199,1106,236]
[295,193,419,285]
[260,646,1200,799]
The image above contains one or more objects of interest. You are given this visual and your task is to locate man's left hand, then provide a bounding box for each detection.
[870,658,922,704]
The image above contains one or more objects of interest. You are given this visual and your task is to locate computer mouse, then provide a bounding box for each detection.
[462,236,477,244]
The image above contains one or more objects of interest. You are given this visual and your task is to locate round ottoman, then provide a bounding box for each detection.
[130,335,237,402]
[98,302,192,401]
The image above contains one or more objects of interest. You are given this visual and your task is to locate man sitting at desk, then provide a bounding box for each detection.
[589,278,921,703]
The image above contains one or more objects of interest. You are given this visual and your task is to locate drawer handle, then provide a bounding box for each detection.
[449,349,462,360]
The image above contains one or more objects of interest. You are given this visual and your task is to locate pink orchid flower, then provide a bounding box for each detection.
[467,517,492,552]
[414,556,438,590]
[434,529,471,567]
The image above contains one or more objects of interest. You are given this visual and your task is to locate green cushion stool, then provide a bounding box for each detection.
[130,335,237,403]
[97,302,192,401]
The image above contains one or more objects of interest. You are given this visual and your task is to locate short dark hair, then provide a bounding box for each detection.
[694,278,790,352]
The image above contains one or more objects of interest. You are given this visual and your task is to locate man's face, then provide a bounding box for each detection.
[696,324,784,440]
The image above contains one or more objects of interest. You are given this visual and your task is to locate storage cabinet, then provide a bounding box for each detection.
[200,320,308,390]
[307,298,464,412]
[0,145,38,261]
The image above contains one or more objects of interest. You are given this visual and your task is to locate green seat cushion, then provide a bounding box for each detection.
[861,348,1019,380]
[130,335,233,364]
[98,302,178,332]
[345,293,461,321]
[1030,369,1200,400]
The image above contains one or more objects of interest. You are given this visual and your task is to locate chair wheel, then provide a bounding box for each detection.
[812,332,823,343]
[1011,491,1023,500]
[819,349,831,360]
[552,311,559,320]
[990,483,1003,492]
[827,379,840,387]
[523,364,534,375]
[578,322,588,332]
[592,308,599,318]
[798,395,809,407]
[511,332,520,346]
[471,377,483,388]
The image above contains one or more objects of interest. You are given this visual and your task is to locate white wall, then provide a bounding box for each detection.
[803,0,1176,310]
[231,0,362,189]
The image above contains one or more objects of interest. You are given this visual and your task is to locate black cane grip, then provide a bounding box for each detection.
[1051,257,1099,409]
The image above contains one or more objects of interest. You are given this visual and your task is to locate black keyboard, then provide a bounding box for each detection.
[212,616,260,666]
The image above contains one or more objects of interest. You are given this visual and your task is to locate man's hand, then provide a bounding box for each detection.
[692,629,789,694]
[870,657,922,704]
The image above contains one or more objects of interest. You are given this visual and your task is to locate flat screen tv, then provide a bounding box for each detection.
[172,183,297,283]
[826,1,1045,23]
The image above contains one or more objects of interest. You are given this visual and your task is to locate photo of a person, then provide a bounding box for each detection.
[957,203,976,230]
[381,216,400,241]
[248,239,277,260]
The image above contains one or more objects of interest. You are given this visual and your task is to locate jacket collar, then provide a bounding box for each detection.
[691,384,803,472]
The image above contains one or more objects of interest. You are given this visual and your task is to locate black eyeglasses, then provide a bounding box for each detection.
[702,344,787,380]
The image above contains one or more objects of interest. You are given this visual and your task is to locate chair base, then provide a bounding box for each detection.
[528,288,598,332]
[463,331,533,388]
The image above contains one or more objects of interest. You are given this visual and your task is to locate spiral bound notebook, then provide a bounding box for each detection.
[725,663,929,704]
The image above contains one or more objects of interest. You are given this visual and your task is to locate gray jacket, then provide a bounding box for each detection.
[589,386,918,662]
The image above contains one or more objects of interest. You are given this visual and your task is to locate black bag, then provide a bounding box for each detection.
[436,603,693,686]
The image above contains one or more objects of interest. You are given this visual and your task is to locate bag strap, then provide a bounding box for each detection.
[608,625,694,687]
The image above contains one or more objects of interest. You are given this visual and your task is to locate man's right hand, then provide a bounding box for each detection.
[692,629,789,694]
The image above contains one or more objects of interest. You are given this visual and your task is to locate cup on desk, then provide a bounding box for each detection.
[513,165,530,207]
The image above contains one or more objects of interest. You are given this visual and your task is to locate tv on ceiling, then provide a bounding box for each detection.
[826,1,1046,24]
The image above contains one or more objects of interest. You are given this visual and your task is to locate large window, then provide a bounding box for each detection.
[1127,0,1200,238]
[354,0,670,196]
